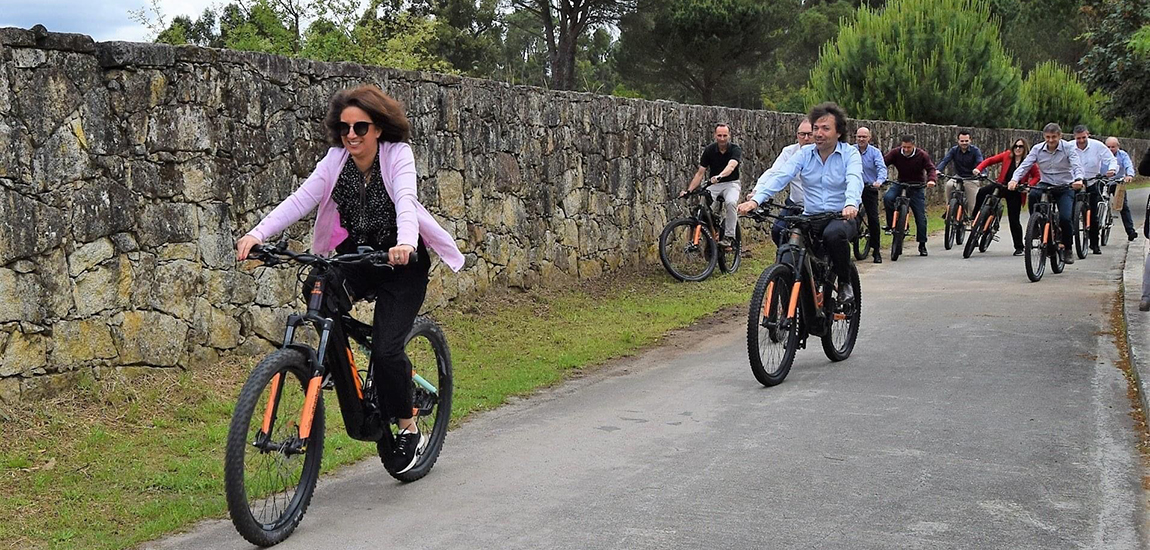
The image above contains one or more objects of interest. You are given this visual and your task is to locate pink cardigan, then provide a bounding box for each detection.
[247,142,465,272]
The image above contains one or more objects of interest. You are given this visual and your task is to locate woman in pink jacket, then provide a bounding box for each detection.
[236,84,464,475]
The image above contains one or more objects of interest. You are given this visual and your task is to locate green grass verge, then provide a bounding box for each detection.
[0,240,778,550]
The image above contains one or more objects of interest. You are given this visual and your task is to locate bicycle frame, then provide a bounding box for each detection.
[773,222,838,337]
[252,246,442,451]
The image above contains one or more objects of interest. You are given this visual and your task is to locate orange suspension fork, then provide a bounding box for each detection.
[260,373,282,434]
[1086,210,1092,228]
[297,376,324,439]
[786,281,802,318]
[983,214,995,232]
[762,281,776,317]
[692,225,702,245]
[1043,222,1050,244]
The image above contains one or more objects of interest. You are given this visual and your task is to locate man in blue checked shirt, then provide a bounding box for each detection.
[738,102,863,304]
[855,127,887,263]
[1106,137,1138,241]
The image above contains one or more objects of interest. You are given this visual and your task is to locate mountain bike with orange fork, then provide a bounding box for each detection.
[1021,182,1068,282]
[744,209,861,387]
[658,185,741,281]
[961,174,1001,259]
[224,242,452,546]
[885,181,928,261]
[943,176,974,250]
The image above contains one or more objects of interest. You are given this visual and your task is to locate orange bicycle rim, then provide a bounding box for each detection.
[298,376,324,439]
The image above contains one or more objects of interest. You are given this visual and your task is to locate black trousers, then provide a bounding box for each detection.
[304,243,431,421]
[861,185,881,253]
[809,217,857,282]
[973,185,1024,250]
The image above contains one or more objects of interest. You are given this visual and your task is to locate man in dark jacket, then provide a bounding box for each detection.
[883,135,938,256]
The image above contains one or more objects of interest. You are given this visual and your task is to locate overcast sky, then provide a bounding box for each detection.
[1,0,219,42]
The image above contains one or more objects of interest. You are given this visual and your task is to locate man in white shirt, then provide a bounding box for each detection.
[756,119,814,244]
[1073,125,1117,254]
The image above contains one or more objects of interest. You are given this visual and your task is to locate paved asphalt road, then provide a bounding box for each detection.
[150,188,1150,550]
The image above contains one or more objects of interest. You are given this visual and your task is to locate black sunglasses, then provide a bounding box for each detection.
[1013,144,1025,149]
[338,121,373,137]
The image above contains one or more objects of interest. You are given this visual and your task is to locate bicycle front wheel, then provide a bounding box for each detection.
[944,199,958,250]
[978,204,1001,253]
[1100,204,1111,246]
[747,264,799,387]
[659,218,718,282]
[1024,214,1047,282]
[386,315,453,483]
[225,348,324,547]
[963,205,987,259]
[891,205,908,261]
[1073,201,1087,259]
[853,213,872,260]
[719,224,742,274]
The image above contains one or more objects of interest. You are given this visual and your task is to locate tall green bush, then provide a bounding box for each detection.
[806,0,1023,128]
[1018,61,1101,131]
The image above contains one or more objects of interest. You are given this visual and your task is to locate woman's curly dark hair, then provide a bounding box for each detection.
[324,85,411,146]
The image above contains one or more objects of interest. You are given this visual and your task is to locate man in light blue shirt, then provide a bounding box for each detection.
[1106,136,1138,241]
[1009,122,1085,263]
[738,102,863,302]
[855,127,887,263]
[758,119,814,244]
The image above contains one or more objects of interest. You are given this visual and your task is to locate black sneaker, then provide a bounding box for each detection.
[1091,245,1102,255]
[1013,248,1024,256]
[918,243,928,256]
[1130,233,1138,242]
[384,428,428,475]
[1062,248,1074,264]
[837,282,855,305]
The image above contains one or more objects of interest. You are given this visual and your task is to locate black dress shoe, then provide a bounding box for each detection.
[918,243,928,256]
[1013,248,1024,256]
[1130,233,1138,242]
[1091,246,1102,255]
[873,254,882,264]
[1063,249,1075,264]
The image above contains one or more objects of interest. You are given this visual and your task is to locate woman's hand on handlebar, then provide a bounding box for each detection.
[389,244,416,265]
[236,235,262,261]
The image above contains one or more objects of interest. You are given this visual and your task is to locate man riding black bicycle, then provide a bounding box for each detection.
[738,102,863,303]
[1008,122,1085,264]
[683,123,743,248]
[1072,125,1117,254]
[883,135,938,256]
[938,130,984,228]
[855,127,887,263]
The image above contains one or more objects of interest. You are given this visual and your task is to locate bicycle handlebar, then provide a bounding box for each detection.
[249,242,397,269]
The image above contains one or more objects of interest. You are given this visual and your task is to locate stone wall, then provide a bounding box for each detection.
[1,26,1146,403]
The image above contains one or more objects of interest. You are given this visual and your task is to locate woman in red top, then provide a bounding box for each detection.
[973,137,1040,255]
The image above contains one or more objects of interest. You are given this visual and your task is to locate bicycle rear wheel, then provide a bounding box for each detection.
[1072,201,1087,259]
[747,264,799,387]
[658,218,718,281]
[822,265,861,361]
[944,199,958,250]
[385,315,453,482]
[955,201,967,246]
[1024,214,1046,282]
[225,348,323,547]
[718,224,742,274]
